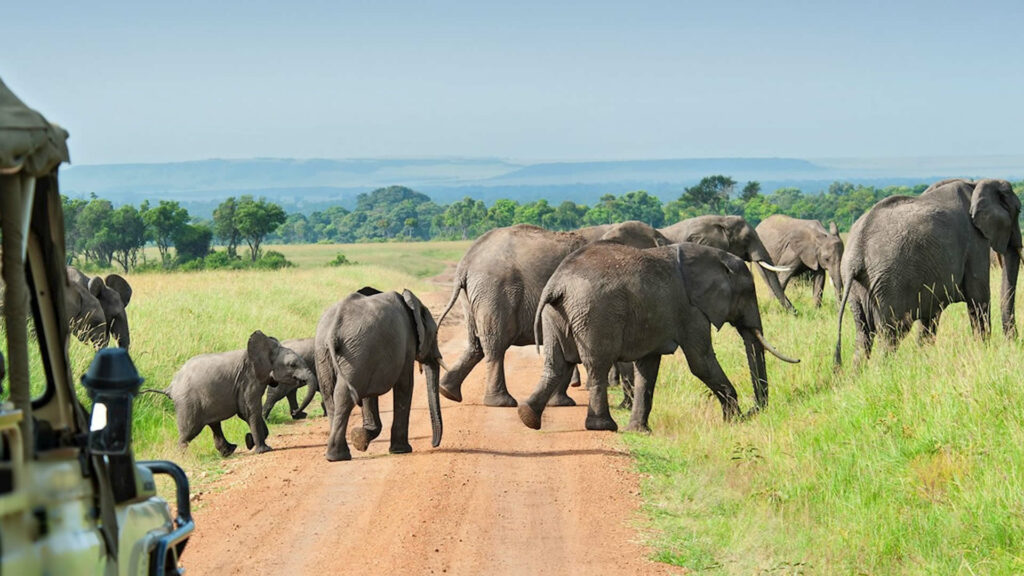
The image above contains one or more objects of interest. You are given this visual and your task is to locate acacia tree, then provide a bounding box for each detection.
[212,197,241,257]
[235,196,286,261]
[682,175,737,214]
[109,204,146,273]
[142,200,189,266]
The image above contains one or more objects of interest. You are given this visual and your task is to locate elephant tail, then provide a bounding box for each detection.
[533,285,563,354]
[834,281,853,368]
[138,388,172,400]
[437,270,466,328]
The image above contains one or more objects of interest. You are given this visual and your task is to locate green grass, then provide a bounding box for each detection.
[616,274,1024,575]
[5,243,1024,573]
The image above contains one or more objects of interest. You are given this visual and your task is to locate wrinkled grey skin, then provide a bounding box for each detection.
[520,241,799,433]
[316,287,444,462]
[65,266,132,349]
[262,338,320,419]
[437,222,667,408]
[755,215,844,308]
[835,178,1021,365]
[660,215,796,313]
[165,330,315,456]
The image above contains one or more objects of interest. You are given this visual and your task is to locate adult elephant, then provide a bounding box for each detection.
[660,215,796,313]
[65,266,132,349]
[755,215,844,308]
[316,287,444,462]
[519,242,799,433]
[437,222,667,407]
[835,178,1021,365]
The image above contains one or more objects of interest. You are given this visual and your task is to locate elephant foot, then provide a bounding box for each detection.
[326,447,352,462]
[253,444,274,454]
[484,392,518,407]
[290,410,308,420]
[244,433,255,451]
[569,377,581,388]
[217,442,238,458]
[439,384,463,403]
[518,404,542,430]
[623,422,651,434]
[546,393,576,407]
[350,427,372,452]
[585,414,618,432]
[389,442,413,454]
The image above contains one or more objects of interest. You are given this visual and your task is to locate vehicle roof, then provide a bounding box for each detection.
[0,78,69,177]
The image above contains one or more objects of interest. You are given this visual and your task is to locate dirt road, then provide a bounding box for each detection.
[182,284,677,575]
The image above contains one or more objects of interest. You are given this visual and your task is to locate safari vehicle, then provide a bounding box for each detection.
[0,79,193,574]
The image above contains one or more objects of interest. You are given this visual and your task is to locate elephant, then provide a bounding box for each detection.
[835,178,1021,365]
[659,215,796,313]
[316,286,444,462]
[157,330,315,456]
[519,241,799,433]
[64,266,132,349]
[437,222,668,407]
[261,338,323,420]
[755,215,844,308]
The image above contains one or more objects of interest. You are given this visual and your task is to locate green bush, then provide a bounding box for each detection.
[253,250,294,270]
[328,252,354,267]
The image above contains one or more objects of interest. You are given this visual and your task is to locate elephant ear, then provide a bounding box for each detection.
[970,179,1021,254]
[676,245,732,330]
[247,330,279,386]
[88,276,104,298]
[104,274,132,307]
[401,289,433,360]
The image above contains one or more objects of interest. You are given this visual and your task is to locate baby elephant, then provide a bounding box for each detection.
[164,330,315,456]
[262,338,321,420]
[316,287,444,462]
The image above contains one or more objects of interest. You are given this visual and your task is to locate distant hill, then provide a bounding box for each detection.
[60,155,1024,216]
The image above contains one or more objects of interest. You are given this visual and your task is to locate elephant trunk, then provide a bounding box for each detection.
[749,242,797,314]
[110,312,130,350]
[740,329,769,412]
[424,361,443,447]
[1000,246,1020,338]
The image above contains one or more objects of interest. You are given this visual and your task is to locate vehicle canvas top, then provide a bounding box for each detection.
[0,78,69,177]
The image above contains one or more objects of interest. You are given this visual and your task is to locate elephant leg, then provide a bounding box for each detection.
[583,361,617,431]
[812,271,826,308]
[616,362,635,410]
[518,341,574,430]
[209,421,237,457]
[625,356,661,432]
[966,298,991,340]
[547,360,578,407]
[176,414,204,453]
[326,387,356,462]
[482,352,518,407]
[918,311,942,346]
[850,295,874,362]
[350,396,383,452]
[680,334,740,421]
[245,412,273,454]
[439,336,484,403]
[569,365,582,387]
[389,372,414,454]
[286,389,307,420]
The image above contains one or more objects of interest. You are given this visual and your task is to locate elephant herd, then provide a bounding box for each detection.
[80,177,1017,461]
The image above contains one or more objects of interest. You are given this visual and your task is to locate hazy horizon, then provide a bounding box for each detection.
[5,1,1023,165]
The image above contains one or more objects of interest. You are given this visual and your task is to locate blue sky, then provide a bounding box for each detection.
[4,1,1023,164]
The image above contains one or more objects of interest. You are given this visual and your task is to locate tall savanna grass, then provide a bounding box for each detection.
[619,272,1024,575]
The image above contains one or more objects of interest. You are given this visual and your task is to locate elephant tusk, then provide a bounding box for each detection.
[755,330,800,364]
[757,261,790,273]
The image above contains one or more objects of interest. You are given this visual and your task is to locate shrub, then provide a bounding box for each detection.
[328,252,354,267]
[253,250,294,270]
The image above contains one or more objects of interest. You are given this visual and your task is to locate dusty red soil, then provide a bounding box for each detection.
[182,275,679,575]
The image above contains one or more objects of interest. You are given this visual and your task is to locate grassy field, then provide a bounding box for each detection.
[5,240,1023,574]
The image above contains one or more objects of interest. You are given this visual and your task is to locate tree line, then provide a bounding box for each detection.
[64,177,1024,273]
